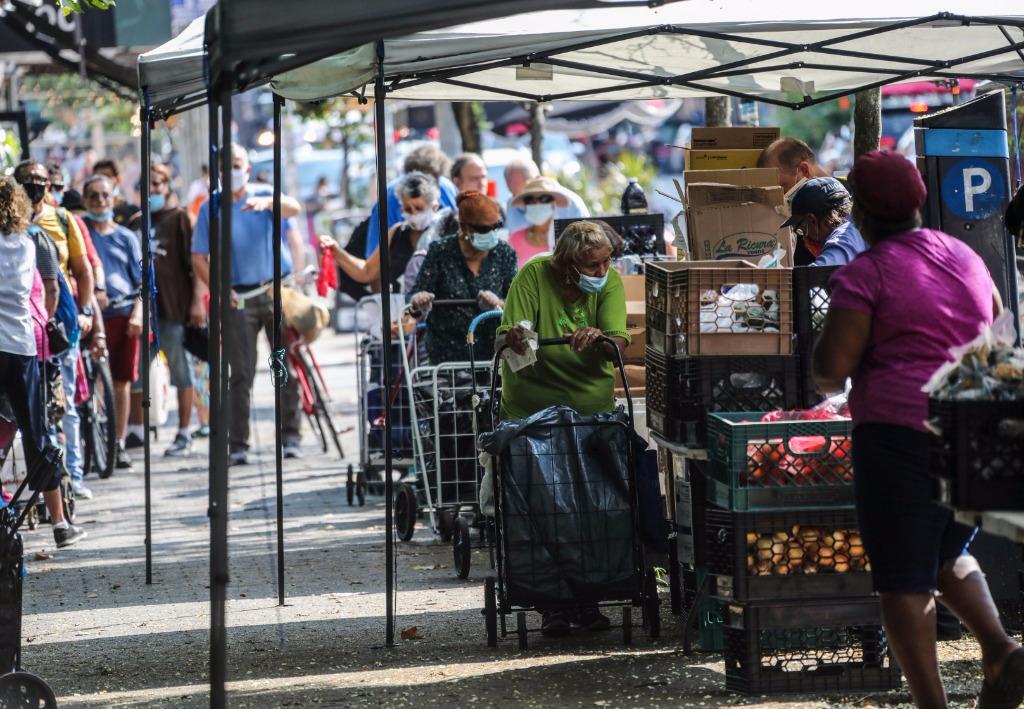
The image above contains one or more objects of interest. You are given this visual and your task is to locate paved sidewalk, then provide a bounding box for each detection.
[15,330,985,707]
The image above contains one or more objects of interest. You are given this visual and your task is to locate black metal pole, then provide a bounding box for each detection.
[272,93,286,607]
[140,108,153,585]
[209,83,233,709]
[374,40,396,649]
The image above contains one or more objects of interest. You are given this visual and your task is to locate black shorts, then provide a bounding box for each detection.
[852,423,976,594]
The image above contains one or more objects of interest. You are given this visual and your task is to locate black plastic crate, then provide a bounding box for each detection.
[707,413,855,512]
[705,507,872,602]
[793,265,839,340]
[797,341,827,409]
[646,352,802,448]
[724,598,901,695]
[929,397,1024,510]
[0,540,24,673]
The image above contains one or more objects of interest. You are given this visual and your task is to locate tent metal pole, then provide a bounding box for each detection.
[436,78,543,102]
[272,92,286,607]
[140,108,153,586]
[209,81,233,709]
[374,39,397,649]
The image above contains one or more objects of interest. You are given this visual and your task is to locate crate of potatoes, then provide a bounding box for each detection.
[705,507,871,602]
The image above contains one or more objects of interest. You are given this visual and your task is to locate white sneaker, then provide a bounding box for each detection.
[72,480,94,500]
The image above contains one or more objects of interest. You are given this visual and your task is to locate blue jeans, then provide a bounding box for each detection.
[58,348,83,482]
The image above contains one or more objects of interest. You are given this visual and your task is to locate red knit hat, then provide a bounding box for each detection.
[848,150,927,221]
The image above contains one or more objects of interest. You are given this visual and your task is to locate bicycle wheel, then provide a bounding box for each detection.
[88,359,116,479]
[297,348,345,460]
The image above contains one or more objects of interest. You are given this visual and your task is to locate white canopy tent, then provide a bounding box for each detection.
[137,14,208,117]
[271,1,1024,106]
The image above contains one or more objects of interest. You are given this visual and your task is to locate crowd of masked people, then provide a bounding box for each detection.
[0,134,866,554]
[0,155,205,549]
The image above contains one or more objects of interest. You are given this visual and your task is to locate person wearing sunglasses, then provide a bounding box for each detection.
[506,176,573,268]
[779,176,866,267]
[409,192,517,364]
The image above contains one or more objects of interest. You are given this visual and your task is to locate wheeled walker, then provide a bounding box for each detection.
[480,336,661,649]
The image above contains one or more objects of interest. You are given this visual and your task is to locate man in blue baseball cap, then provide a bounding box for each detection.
[780,176,866,267]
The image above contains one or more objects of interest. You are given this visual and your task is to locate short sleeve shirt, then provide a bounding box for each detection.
[0,231,38,357]
[813,220,867,267]
[88,223,143,318]
[33,204,86,280]
[829,229,993,432]
[497,256,630,420]
[192,184,294,286]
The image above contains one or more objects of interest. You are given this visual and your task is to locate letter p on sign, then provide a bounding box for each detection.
[941,158,1006,220]
[963,167,992,213]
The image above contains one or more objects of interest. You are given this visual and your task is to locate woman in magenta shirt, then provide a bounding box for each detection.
[814,151,1022,709]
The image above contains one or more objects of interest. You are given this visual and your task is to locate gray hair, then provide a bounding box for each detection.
[503,156,540,183]
[451,152,485,181]
[403,144,451,180]
[551,221,612,274]
[819,196,853,233]
[396,171,439,205]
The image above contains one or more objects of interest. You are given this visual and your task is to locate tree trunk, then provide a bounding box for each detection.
[451,102,481,154]
[854,88,882,158]
[705,97,732,127]
[530,103,545,168]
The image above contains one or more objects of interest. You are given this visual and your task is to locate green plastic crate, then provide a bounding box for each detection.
[686,566,725,651]
[706,412,855,512]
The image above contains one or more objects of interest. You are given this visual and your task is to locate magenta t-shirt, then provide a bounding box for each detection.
[829,228,994,432]
[508,228,550,269]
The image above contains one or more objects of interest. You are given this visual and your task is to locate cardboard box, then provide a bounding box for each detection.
[687,201,794,266]
[684,149,762,171]
[615,364,646,391]
[686,183,785,209]
[620,274,645,302]
[690,126,780,150]
[623,326,645,364]
[625,299,645,328]
[683,168,780,189]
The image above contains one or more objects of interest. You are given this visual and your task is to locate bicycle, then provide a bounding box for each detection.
[78,349,116,480]
[287,325,345,462]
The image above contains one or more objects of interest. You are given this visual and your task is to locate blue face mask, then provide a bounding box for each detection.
[85,210,114,222]
[577,270,608,294]
[149,194,166,211]
[472,228,507,252]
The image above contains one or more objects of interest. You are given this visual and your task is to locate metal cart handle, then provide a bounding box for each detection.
[468,309,503,338]
[490,334,635,431]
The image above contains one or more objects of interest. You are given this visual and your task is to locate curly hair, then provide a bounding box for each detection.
[551,220,612,276]
[0,175,31,235]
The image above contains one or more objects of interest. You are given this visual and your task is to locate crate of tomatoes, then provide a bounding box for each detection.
[706,403,854,512]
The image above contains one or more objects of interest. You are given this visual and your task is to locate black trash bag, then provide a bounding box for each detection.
[184,325,209,362]
[481,405,643,607]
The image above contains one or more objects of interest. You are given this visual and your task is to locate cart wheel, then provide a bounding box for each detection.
[61,476,75,524]
[484,577,498,647]
[453,516,472,580]
[394,484,417,542]
[516,611,528,651]
[644,567,661,640]
[356,469,367,507]
[0,670,58,709]
[622,606,633,646]
[346,465,355,507]
[437,509,454,543]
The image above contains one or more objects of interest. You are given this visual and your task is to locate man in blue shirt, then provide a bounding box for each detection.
[780,177,866,267]
[191,144,304,465]
[503,156,589,233]
[365,143,458,257]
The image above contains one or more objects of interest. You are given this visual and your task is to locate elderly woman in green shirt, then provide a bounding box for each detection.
[500,220,630,422]
[498,220,630,636]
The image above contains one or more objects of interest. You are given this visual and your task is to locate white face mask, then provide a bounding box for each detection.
[231,168,248,192]
[524,203,554,226]
[405,210,433,231]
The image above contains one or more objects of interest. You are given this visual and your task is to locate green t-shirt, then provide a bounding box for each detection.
[498,256,630,420]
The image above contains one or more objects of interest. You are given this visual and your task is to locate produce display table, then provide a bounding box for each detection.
[955,511,1024,545]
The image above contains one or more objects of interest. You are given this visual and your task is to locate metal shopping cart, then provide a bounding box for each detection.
[349,295,421,507]
[480,336,661,649]
[392,301,499,580]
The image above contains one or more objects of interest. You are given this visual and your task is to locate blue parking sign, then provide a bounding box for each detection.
[940,158,1007,220]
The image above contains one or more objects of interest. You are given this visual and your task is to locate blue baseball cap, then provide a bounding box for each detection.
[780,177,850,228]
